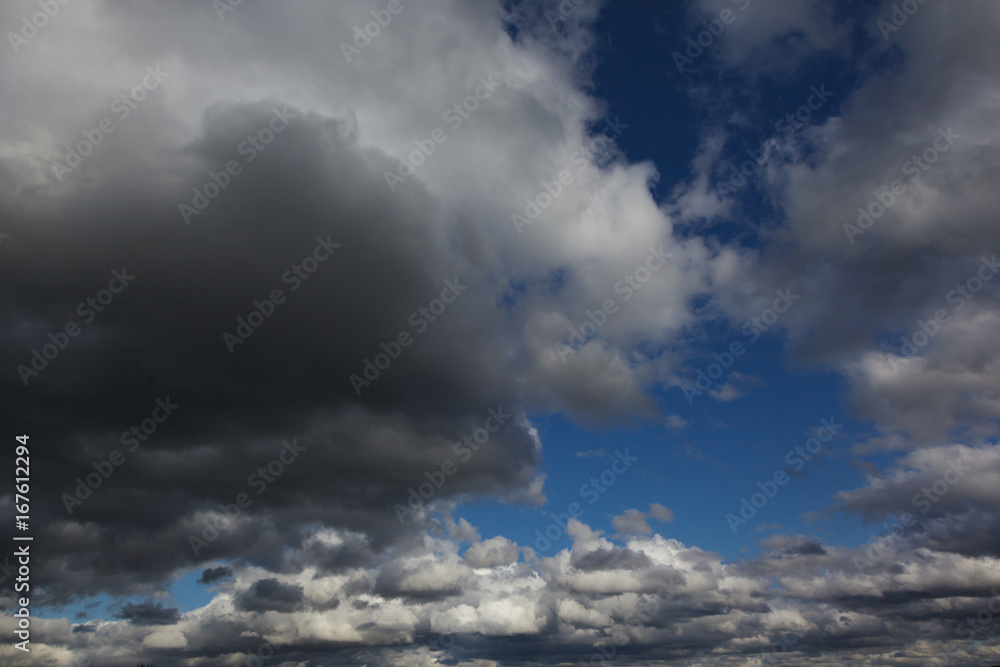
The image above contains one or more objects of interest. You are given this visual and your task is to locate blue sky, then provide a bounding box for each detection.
[446,0,894,567]
[5,1,1000,665]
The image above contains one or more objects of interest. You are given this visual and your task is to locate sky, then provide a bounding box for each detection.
[1,0,999,665]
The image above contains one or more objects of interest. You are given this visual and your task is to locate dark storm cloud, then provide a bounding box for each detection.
[197,566,232,584]
[570,546,653,571]
[234,578,305,613]
[300,530,374,572]
[115,600,179,625]
[0,101,541,605]
[916,510,1000,558]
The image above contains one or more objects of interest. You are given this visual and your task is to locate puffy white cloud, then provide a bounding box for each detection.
[612,503,675,535]
[463,535,520,568]
[142,629,188,650]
